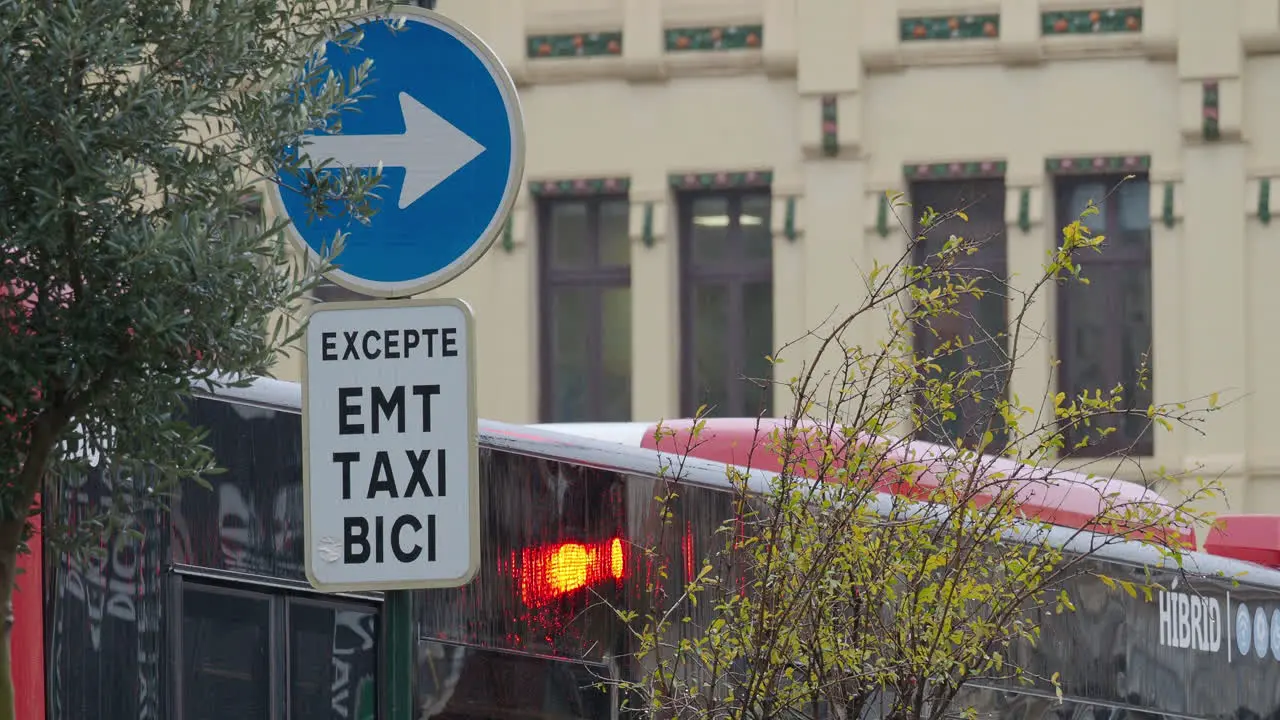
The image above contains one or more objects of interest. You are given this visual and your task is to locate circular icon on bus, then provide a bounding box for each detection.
[1237,603,1252,656]
[1271,609,1280,661]
[1255,606,1270,659]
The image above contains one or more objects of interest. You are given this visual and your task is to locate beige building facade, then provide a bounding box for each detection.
[271,0,1280,515]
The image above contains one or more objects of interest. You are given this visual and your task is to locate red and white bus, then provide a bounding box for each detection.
[20,376,1280,719]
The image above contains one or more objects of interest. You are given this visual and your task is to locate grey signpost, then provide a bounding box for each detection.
[268,5,524,717]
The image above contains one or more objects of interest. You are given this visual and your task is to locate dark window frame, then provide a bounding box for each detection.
[908,178,1010,450]
[174,580,280,720]
[170,576,381,720]
[536,193,633,422]
[1053,174,1155,457]
[677,188,774,418]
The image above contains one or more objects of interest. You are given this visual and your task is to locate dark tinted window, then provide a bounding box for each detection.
[1054,176,1153,456]
[679,189,774,417]
[910,178,1009,450]
[415,642,613,720]
[182,586,272,720]
[538,195,633,422]
[289,601,379,720]
[175,398,305,580]
[416,449,630,661]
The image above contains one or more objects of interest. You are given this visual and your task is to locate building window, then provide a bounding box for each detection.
[1054,176,1153,456]
[910,179,1009,450]
[538,195,632,422]
[679,190,773,418]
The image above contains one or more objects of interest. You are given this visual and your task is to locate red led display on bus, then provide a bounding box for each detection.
[511,537,627,608]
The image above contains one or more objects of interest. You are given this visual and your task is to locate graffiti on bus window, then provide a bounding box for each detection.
[170,397,306,580]
[45,459,166,720]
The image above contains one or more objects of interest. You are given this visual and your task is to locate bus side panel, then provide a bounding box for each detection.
[14,496,43,720]
[44,468,168,720]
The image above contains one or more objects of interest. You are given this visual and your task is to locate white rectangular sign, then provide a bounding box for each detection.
[302,298,479,592]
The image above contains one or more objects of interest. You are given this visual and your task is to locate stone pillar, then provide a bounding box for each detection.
[790,0,870,419]
[770,173,806,416]
[622,0,662,80]
[1002,180,1049,456]
[1176,0,1249,506]
[628,173,680,421]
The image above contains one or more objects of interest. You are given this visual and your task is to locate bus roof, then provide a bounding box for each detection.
[197,375,1280,591]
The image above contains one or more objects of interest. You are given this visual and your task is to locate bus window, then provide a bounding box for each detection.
[416,641,613,720]
[181,585,273,720]
[288,599,378,720]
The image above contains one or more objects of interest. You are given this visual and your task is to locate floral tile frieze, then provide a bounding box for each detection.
[1045,155,1151,175]
[529,177,630,196]
[1042,8,1141,35]
[900,15,999,41]
[528,32,623,59]
[904,160,1007,180]
[668,170,773,190]
[665,25,762,52]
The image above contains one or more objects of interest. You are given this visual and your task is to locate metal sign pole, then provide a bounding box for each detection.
[277,2,524,718]
[382,5,469,719]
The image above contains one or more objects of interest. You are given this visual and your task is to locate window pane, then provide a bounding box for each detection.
[740,194,773,260]
[182,588,271,720]
[689,282,730,415]
[599,198,631,268]
[689,196,731,265]
[741,282,773,415]
[1067,183,1108,233]
[548,287,592,421]
[1060,266,1153,454]
[1117,180,1150,231]
[600,287,632,421]
[548,201,591,269]
[1061,280,1111,393]
[1119,266,1154,445]
[289,603,379,720]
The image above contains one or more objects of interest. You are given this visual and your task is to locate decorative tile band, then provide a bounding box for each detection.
[1042,8,1141,35]
[903,160,1007,180]
[1045,155,1150,175]
[528,32,623,58]
[1161,183,1175,228]
[900,15,999,41]
[783,197,797,241]
[529,177,630,196]
[668,170,773,190]
[1017,189,1030,232]
[1203,81,1220,142]
[821,96,838,157]
[665,25,762,52]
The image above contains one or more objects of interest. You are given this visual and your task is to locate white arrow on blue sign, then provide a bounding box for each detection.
[270,8,526,298]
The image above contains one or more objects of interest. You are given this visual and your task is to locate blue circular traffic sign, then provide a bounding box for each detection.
[269,8,526,298]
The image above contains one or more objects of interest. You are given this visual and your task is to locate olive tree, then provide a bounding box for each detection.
[610,186,1227,720]
[0,0,395,715]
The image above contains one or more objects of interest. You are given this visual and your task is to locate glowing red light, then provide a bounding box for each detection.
[512,536,628,608]
[682,521,694,581]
